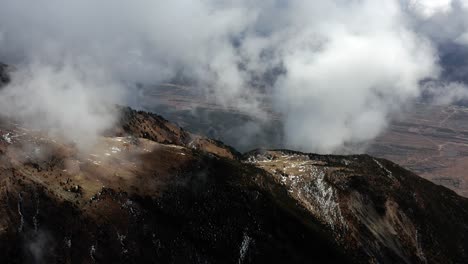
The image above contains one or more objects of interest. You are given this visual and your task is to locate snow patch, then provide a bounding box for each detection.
[17,193,24,232]
[2,133,12,144]
[247,152,346,231]
[89,244,97,262]
[238,232,251,264]
[415,229,427,263]
[300,167,345,230]
[65,238,72,248]
[373,158,393,179]
[111,147,121,153]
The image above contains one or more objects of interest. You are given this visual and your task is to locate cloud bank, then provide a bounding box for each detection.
[1,0,468,153]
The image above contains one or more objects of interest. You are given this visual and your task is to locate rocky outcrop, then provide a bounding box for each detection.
[108,106,240,160]
[246,150,468,263]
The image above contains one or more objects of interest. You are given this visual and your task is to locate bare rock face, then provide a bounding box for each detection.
[0,107,467,263]
[246,150,468,263]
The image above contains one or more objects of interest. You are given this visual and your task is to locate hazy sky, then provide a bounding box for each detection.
[1,0,468,152]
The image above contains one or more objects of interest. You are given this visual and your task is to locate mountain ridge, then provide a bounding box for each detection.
[0,63,467,263]
[0,106,466,263]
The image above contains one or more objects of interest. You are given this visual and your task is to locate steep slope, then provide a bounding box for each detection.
[0,110,467,263]
[0,118,348,263]
[107,106,240,160]
[246,150,468,263]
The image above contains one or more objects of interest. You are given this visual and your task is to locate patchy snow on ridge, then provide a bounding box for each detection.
[2,132,12,144]
[246,151,346,231]
[373,158,394,179]
[238,232,251,264]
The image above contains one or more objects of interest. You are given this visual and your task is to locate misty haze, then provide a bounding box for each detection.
[1,0,468,263]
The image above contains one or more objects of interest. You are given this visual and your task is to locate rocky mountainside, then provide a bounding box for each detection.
[0,63,467,263]
[0,106,467,263]
[246,150,468,263]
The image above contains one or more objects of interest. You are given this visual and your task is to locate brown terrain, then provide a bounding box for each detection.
[0,107,466,263]
[246,149,468,263]
[0,65,468,263]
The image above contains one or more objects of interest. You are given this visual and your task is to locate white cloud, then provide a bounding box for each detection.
[409,0,453,17]
[0,0,467,153]
[0,60,123,149]
[270,0,438,152]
